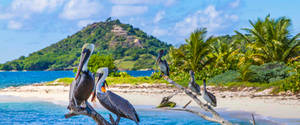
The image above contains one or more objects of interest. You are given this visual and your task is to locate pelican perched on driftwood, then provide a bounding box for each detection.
[156,50,169,77]
[202,80,217,107]
[91,68,140,124]
[68,43,95,110]
[188,70,201,95]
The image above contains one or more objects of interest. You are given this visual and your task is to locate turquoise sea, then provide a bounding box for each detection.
[0,71,296,124]
[0,102,254,125]
[0,70,154,88]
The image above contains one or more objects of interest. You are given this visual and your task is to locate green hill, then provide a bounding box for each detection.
[0,19,171,71]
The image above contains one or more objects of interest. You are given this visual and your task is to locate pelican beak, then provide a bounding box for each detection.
[96,73,103,84]
[101,86,106,93]
[156,50,163,65]
[156,56,161,65]
[105,80,109,89]
[75,48,91,80]
[101,80,108,93]
[91,73,102,102]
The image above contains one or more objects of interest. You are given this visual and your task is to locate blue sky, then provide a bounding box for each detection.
[0,0,300,63]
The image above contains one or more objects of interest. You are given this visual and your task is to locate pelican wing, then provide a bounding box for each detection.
[69,74,81,101]
[194,82,201,94]
[106,91,140,123]
[163,60,170,76]
[189,82,201,95]
[207,91,217,107]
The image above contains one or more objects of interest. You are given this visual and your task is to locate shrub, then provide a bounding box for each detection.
[246,62,294,83]
[150,71,162,80]
[272,74,300,94]
[119,72,131,77]
[208,70,241,84]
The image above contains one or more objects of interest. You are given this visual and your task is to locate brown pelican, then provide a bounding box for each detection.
[91,68,140,124]
[68,43,95,110]
[156,50,169,77]
[202,80,217,107]
[188,70,201,95]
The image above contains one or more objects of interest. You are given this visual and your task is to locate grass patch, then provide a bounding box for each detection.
[115,60,135,70]
[46,77,166,86]
[44,77,73,86]
[57,77,74,83]
[107,76,166,85]
[44,75,299,94]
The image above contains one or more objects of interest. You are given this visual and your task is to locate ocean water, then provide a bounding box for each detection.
[0,102,252,125]
[122,70,155,77]
[0,71,74,88]
[0,70,154,88]
[0,71,294,124]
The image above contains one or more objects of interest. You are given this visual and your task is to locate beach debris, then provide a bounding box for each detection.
[157,91,179,108]
[65,101,113,125]
[183,100,192,108]
[163,77,233,125]
[157,101,176,108]
[250,114,256,125]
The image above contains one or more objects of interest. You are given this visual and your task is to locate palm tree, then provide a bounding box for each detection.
[170,28,216,74]
[235,15,300,63]
[210,39,240,71]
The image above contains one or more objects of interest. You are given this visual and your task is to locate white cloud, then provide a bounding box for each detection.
[12,0,48,13]
[60,0,102,20]
[225,14,239,21]
[110,0,146,4]
[110,0,175,6]
[152,26,168,36]
[174,15,198,36]
[154,11,165,23]
[7,20,22,30]
[174,5,239,37]
[11,0,64,13]
[111,5,148,17]
[203,5,219,19]
[165,0,176,6]
[77,20,95,27]
[0,0,64,20]
[0,13,14,19]
[229,0,240,8]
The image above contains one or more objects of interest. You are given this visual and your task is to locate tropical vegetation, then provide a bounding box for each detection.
[1,15,299,94]
[157,15,299,93]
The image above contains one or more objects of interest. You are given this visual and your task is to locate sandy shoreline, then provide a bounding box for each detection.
[0,83,300,120]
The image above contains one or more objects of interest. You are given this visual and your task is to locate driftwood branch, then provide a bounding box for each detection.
[164,77,233,125]
[160,90,179,104]
[251,114,256,125]
[163,107,228,123]
[65,101,113,125]
[183,100,192,108]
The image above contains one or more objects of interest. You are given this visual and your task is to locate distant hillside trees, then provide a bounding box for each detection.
[0,19,170,71]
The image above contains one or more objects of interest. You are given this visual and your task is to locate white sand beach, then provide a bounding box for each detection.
[0,83,300,120]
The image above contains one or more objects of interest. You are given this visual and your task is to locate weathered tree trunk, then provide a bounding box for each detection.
[65,101,113,125]
[164,77,233,125]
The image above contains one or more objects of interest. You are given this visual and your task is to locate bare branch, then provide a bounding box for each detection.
[183,100,192,108]
[164,77,233,125]
[251,114,256,125]
[163,107,226,123]
[65,101,113,125]
[166,90,180,99]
